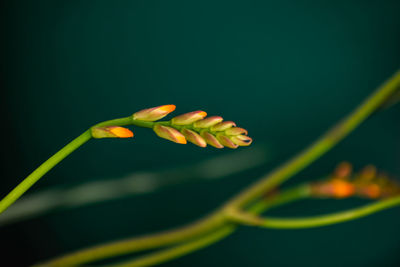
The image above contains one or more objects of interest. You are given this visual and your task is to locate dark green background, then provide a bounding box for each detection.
[1,1,400,266]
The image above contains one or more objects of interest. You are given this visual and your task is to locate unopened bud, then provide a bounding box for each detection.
[181,129,207,147]
[334,162,352,178]
[91,126,134,139]
[216,134,238,149]
[133,105,176,121]
[231,135,253,146]
[193,116,223,128]
[210,121,236,132]
[200,131,223,148]
[359,165,377,181]
[153,124,187,144]
[171,111,207,125]
[224,127,248,136]
[331,179,355,198]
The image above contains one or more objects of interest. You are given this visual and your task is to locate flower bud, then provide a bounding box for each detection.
[200,131,223,148]
[224,127,248,136]
[331,179,355,198]
[210,121,236,132]
[334,162,352,179]
[153,124,187,144]
[231,135,253,146]
[91,126,134,139]
[181,129,207,147]
[193,116,223,128]
[171,111,207,125]
[133,105,176,121]
[216,134,238,149]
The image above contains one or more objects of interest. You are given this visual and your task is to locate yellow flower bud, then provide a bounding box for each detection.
[193,116,223,128]
[231,135,253,146]
[210,121,236,132]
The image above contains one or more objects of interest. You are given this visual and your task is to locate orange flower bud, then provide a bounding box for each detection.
[171,111,207,125]
[334,162,352,178]
[181,129,207,147]
[133,105,176,121]
[91,126,134,139]
[363,184,381,198]
[210,121,236,132]
[359,165,377,181]
[231,135,253,146]
[216,134,238,149]
[193,116,223,128]
[331,179,355,198]
[200,131,223,148]
[224,127,248,136]
[153,124,187,144]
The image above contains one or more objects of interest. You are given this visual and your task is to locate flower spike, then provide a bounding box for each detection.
[153,124,187,144]
[133,105,176,121]
[91,126,134,139]
[132,105,252,149]
[311,162,400,199]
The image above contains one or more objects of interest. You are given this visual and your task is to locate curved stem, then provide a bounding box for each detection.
[0,131,92,214]
[247,183,311,214]
[36,213,226,267]
[111,226,235,267]
[224,70,400,210]
[226,196,400,229]
[35,70,400,266]
[0,116,134,215]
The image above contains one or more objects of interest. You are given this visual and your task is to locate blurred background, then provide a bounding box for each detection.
[1,0,400,266]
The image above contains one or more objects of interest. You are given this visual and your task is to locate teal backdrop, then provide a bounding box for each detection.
[1,1,400,266]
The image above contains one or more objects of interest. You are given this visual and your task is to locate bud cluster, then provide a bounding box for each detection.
[311,162,400,199]
[132,105,252,148]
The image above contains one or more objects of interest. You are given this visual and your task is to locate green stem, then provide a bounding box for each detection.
[0,116,134,215]
[247,183,311,214]
[224,69,400,209]
[108,184,311,267]
[111,226,235,267]
[36,213,226,267]
[0,130,92,214]
[33,70,400,266]
[226,196,400,229]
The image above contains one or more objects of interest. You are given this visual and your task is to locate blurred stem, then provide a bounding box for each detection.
[224,69,400,210]
[226,195,400,229]
[111,184,310,267]
[35,69,400,266]
[111,226,236,267]
[35,213,226,267]
[0,117,134,214]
